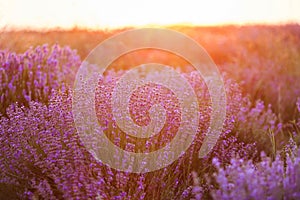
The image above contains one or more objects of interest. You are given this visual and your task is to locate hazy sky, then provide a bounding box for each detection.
[0,0,299,29]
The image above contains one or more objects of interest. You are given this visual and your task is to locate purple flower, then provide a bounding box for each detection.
[0,44,81,115]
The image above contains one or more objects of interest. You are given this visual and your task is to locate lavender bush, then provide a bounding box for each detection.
[233,97,282,156]
[203,140,300,200]
[0,93,104,199]
[0,44,80,115]
[191,99,300,200]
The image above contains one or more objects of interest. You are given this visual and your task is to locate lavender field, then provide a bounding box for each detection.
[0,25,300,199]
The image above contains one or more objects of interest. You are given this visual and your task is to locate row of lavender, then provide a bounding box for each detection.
[0,44,299,199]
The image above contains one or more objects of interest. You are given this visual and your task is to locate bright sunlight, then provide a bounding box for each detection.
[0,0,300,29]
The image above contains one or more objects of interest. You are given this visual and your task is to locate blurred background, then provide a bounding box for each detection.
[0,0,300,29]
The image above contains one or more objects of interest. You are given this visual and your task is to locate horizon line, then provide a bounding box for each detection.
[1,21,300,32]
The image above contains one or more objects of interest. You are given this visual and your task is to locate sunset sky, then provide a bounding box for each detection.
[0,0,299,29]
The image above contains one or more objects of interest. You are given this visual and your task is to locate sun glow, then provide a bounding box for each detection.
[0,0,300,29]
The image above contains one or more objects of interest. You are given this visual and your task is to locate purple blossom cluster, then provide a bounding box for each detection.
[0,94,105,199]
[0,44,80,115]
[205,140,300,200]
[234,97,282,156]
[95,70,243,154]
[191,99,300,199]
